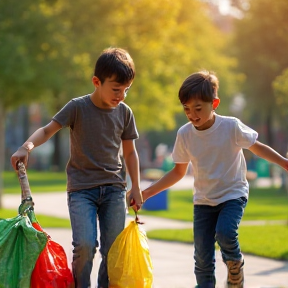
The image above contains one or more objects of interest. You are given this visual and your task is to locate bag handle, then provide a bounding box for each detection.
[17,162,32,200]
[134,211,144,225]
[17,162,34,214]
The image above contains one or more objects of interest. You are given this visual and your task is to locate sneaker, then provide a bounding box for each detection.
[225,257,244,288]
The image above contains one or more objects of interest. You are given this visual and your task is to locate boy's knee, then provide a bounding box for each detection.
[73,241,97,260]
[215,228,237,247]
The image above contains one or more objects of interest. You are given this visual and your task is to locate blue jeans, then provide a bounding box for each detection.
[67,185,126,288]
[194,197,247,288]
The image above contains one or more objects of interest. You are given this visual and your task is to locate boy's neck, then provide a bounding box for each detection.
[195,113,216,131]
[89,90,113,110]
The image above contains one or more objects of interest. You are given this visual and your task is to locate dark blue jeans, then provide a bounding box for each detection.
[68,185,126,288]
[194,197,247,288]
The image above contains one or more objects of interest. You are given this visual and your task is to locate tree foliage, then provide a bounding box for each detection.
[232,0,288,119]
[273,68,288,120]
[1,0,240,130]
[0,0,50,107]
[0,0,242,204]
[55,0,239,131]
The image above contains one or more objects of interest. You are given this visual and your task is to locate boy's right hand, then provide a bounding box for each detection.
[10,147,30,170]
[126,188,143,211]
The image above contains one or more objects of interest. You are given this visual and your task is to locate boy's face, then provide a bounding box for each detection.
[92,76,133,108]
[182,98,216,130]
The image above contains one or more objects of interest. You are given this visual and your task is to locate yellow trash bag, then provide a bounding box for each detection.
[108,216,153,288]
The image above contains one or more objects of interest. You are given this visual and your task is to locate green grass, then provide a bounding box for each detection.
[147,224,288,260]
[3,170,67,193]
[239,224,288,260]
[147,228,194,244]
[136,187,288,221]
[2,171,288,259]
[142,187,288,260]
[0,209,71,228]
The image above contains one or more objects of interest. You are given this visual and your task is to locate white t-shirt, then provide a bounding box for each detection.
[172,114,258,206]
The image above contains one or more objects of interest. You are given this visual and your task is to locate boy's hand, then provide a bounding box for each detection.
[10,147,30,170]
[126,188,143,211]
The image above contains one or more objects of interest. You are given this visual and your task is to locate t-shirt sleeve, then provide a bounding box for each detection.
[235,118,258,148]
[52,100,76,128]
[172,130,190,163]
[121,106,139,140]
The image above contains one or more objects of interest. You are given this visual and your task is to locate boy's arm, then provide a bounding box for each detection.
[11,120,62,170]
[122,139,142,210]
[248,140,288,171]
[142,163,189,202]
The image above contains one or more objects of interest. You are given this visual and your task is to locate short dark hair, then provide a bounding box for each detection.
[178,71,219,104]
[94,47,135,84]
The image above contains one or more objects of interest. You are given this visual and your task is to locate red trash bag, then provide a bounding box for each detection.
[16,162,74,288]
[30,221,75,288]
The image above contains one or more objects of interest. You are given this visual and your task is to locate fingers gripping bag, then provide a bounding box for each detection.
[107,215,153,288]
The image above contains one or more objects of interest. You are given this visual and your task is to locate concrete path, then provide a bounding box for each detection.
[2,176,288,287]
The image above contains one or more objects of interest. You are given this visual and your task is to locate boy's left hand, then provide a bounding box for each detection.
[126,188,143,211]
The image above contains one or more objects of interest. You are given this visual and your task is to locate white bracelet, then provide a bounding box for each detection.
[19,146,31,153]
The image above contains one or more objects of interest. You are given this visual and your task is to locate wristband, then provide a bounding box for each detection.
[19,146,31,153]
[20,142,34,153]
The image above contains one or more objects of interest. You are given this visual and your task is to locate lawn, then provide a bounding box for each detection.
[0,208,71,228]
[1,171,288,260]
[143,187,288,260]
[3,170,67,193]
[138,187,288,221]
[146,224,288,260]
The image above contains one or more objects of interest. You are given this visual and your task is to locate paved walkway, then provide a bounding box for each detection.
[3,176,288,287]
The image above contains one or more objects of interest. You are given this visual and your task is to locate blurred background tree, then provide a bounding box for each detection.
[273,68,288,130]
[55,0,239,130]
[0,0,61,206]
[232,0,288,149]
[1,0,288,206]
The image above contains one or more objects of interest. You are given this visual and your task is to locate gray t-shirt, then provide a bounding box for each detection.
[52,94,139,192]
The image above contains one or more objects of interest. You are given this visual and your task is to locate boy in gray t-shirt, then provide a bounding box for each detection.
[11,47,143,288]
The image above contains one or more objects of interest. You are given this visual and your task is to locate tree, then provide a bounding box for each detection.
[273,68,288,124]
[0,0,88,205]
[0,0,56,207]
[232,0,288,147]
[58,0,240,131]
[1,0,241,205]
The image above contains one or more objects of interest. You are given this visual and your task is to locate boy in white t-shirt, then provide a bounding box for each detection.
[141,71,288,288]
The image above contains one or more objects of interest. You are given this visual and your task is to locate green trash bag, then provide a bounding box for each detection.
[0,213,48,288]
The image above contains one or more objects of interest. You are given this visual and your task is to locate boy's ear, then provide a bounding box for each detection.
[212,98,220,110]
[92,76,101,87]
